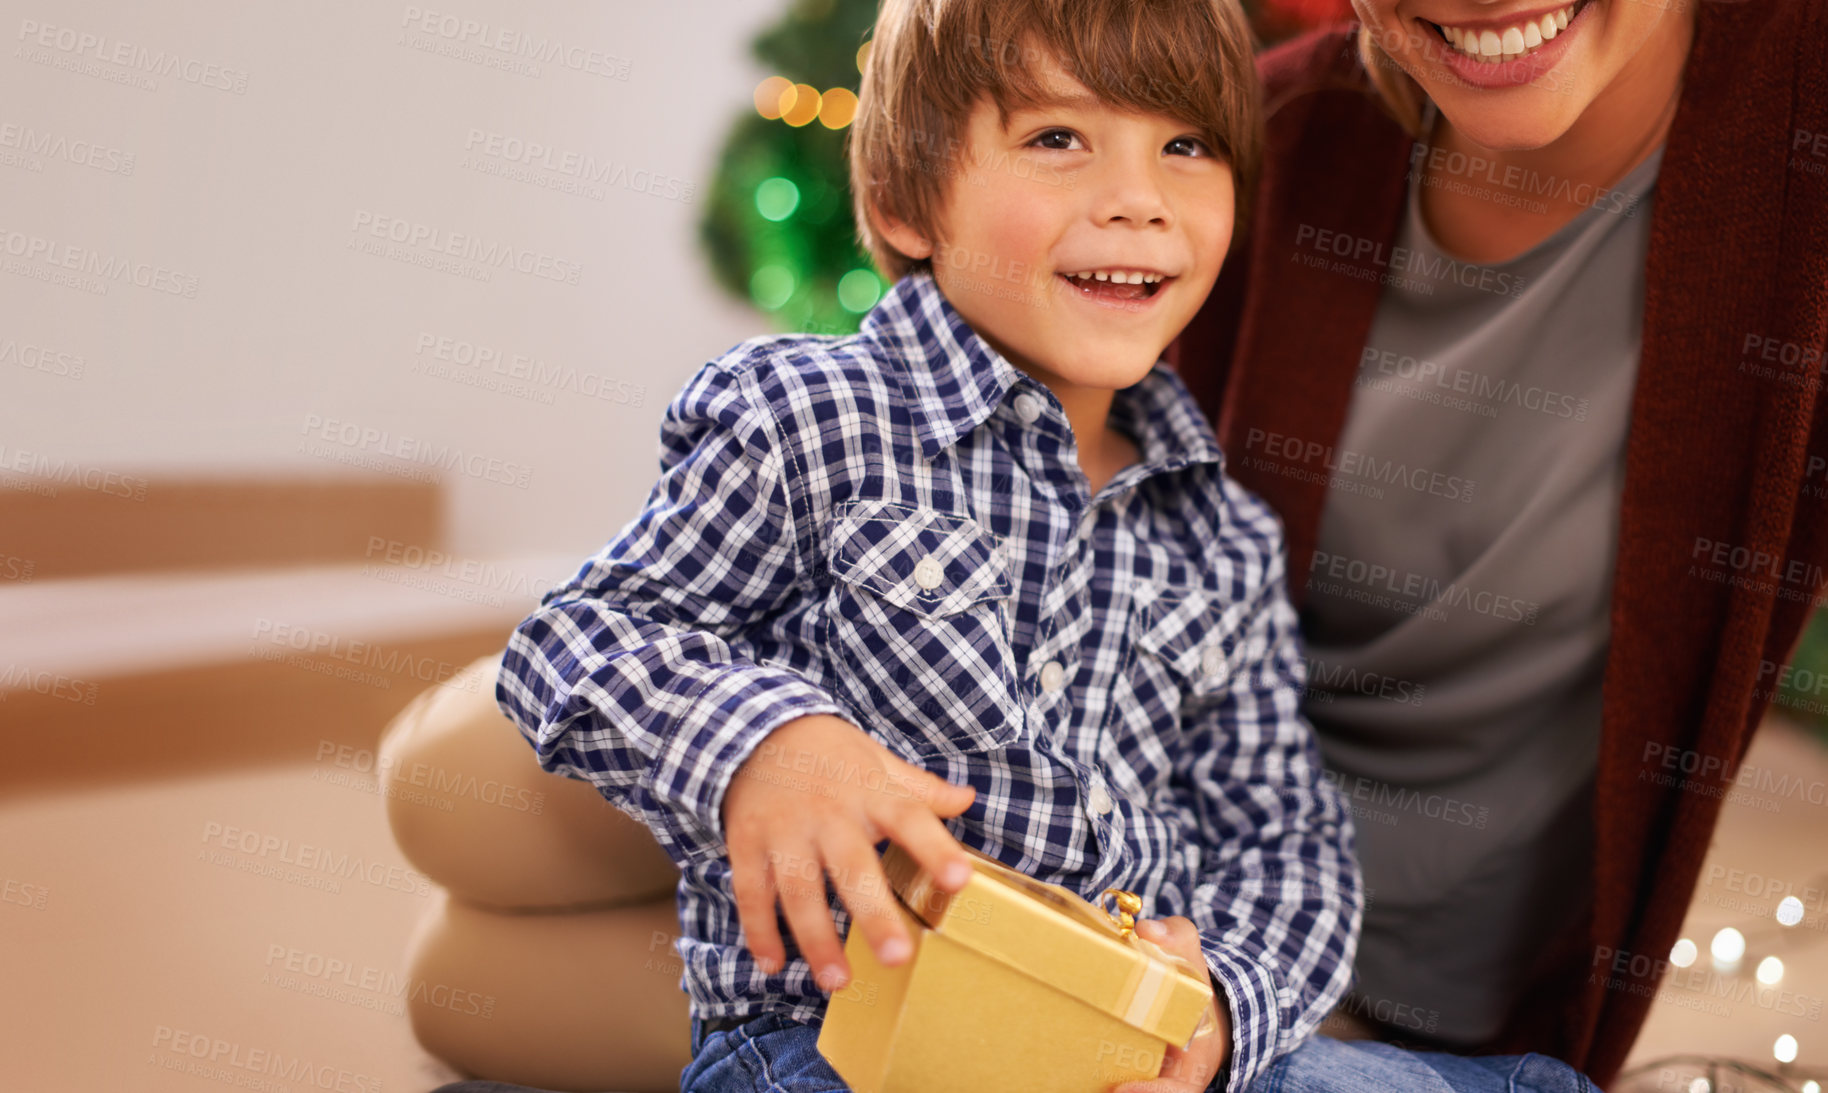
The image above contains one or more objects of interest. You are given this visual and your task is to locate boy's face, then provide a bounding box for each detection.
[882,54,1236,398]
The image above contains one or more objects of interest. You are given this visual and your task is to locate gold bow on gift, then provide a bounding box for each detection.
[1098,887,1145,939]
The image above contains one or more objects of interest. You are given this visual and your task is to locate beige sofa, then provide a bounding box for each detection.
[377,654,691,1093]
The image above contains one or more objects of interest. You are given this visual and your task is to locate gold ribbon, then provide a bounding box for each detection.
[1098,887,1144,939]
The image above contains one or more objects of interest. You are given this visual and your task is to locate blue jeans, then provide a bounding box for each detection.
[675,1013,1602,1093]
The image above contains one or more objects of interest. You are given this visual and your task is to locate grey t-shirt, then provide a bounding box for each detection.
[1299,126,1664,1043]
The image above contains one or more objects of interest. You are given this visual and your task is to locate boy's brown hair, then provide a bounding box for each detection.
[848,0,1263,281]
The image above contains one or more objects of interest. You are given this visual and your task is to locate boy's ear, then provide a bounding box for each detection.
[869,200,934,262]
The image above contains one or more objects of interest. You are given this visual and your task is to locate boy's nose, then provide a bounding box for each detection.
[1088,160,1171,227]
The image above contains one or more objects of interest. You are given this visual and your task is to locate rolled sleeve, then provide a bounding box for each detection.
[497,362,848,866]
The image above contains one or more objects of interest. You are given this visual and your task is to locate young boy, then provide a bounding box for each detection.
[497,1,1351,1090]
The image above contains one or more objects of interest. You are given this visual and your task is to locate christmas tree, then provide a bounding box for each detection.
[698,0,1355,336]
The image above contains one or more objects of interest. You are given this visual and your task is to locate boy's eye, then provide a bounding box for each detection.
[1030,128,1083,151]
[1165,136,1214,158]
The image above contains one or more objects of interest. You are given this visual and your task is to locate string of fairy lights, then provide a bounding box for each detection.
[732,41,886,326]
[1619,873,1828,1091]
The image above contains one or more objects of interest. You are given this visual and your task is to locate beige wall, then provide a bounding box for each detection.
[2,0,786,558]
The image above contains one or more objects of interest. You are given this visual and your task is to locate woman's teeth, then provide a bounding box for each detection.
[1437,3,1575,63]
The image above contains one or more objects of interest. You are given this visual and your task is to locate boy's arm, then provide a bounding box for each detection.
[496,360,850,867]
[1176,488,1363,1093]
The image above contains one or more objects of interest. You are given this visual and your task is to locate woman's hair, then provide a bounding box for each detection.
[1355,22,1428,137]
[849,0,1263,281]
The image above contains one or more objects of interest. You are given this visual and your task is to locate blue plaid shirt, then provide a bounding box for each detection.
[498,270,1361,1091]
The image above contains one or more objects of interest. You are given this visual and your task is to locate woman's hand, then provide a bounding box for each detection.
[1111,916,1232,1093]
[720,713,977,991]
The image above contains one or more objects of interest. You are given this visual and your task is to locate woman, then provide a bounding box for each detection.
[1171,0,1827,1082]
[386,1,1827,1088]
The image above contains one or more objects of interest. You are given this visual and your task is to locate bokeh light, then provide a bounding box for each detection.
[1756,956,1785,985]
[753,76,794,120]
[856,39,872,73]
[782,83,822,127]
[1778,895,1806,926]
[819,87,859,129]
[1669,938,1698,968]
[755,177,801,222]
[1710,927,1746,970]
[750,265,796,310]
[1774,1034,1798,1064]
[837,269,882,313]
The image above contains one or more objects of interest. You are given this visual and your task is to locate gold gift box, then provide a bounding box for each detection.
[816,843,1214,1092]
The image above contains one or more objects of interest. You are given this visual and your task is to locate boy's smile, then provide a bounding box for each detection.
[874,49,1235,434]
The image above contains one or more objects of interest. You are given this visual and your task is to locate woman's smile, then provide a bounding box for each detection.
[1420,0,1596,88]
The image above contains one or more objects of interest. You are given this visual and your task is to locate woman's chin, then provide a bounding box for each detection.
[1424,86,1589,153]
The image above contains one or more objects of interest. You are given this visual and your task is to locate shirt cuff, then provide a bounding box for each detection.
[1198,937,1282,1093]
[650,665,850,864]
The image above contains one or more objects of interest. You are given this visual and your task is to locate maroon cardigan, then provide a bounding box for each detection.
[1169,3,1828,1085]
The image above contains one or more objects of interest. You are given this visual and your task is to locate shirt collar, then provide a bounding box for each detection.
[860,269,1023,463]
[860,269,1226,475]
[1110,359,1228,480]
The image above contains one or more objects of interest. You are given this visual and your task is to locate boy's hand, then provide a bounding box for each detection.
[1111,917,1232,1093]
[721,712,977,991]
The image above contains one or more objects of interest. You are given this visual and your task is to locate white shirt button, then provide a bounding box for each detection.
[1088,784,1114,816]
[912,556,945,590]
[1038,660,1066,692]
[1013,392,1044,424]
[1201,644,1226,677]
